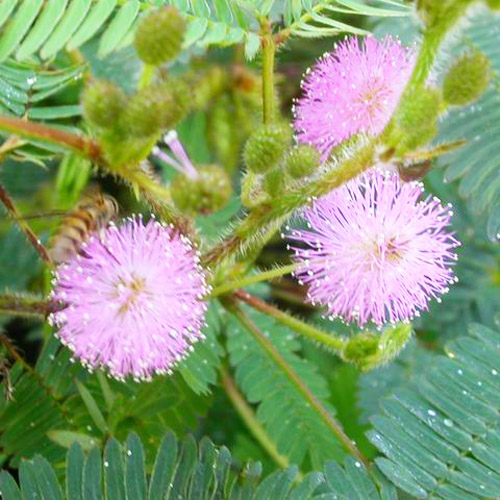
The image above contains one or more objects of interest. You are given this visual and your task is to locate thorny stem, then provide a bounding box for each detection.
[219,365,292,471]
[211,263,300,297]
[0,115,104,164]
[0,184,52,265]
[234,290,346,352]
[0,294,61,318]
[225,299,368,467]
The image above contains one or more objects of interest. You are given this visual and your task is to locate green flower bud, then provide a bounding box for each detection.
[443,51,491,106]
[82,81,126,129]
[134,6,186,66]
[171,164,232,215]
[243,123,292,174]
[123,81,191,137]
[342,333,379,365]
[264,168,283,197]
[194,67,227,110]
[397,86,442,133]
[285,145,320,179]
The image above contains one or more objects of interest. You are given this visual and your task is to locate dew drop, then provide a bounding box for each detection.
[443,418,453,427]
[427,409,437,417]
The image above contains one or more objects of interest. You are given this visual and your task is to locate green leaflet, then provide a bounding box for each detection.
[369,321,500,499]
[225,303,345,469]
[0,431,397,499]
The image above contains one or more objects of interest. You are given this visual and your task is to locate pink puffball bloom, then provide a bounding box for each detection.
[293,36,415,162]
[48,216,209,381]
[287,169,460,327]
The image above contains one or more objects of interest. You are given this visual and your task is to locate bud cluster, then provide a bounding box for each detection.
[242,122,321,205]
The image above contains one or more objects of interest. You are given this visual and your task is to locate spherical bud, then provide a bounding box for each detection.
[397,86,442,133]
[123,81,190,137]
[82,81,126,129]
[162,78,192,128]
[171,164,232,215]
[243,123,292,174]
[443,51,491,106]
[264,168,283,197]
[134,6,186,66]
[285,145,320,179]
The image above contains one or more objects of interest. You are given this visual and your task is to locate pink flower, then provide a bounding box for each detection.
[293,36,415,162]
[48,216,209,381]
[287,169,460,327]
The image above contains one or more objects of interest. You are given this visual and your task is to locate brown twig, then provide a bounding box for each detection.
[0,115,104,164]
[0,184,53,265]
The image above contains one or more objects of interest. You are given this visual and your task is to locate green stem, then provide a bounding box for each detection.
[261,33,275,125]
[138,64,155,90]
[211,263,300,297]
[234,290,346,352]
[220,365,292,470]
[225,300,367,467]
[97,371,115,413]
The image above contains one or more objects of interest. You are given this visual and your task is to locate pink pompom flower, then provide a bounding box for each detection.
[293,36,415,161]
[287,169,460,327]
[48,216,209,381]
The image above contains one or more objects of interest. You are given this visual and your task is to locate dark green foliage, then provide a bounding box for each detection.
[133,6,186,65]
[0,431,397,499]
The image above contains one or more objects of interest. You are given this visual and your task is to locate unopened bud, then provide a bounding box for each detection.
[243,123,292,174]
[264,168,283,197]
[443,51,491,106]
[171,164,232,215]
[82,81,126,129]
[397,86,442,133]
[342,333,379,366]
[285,145,320,179]
[134,6,186,66]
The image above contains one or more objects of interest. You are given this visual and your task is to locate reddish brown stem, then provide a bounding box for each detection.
[0,115,104,165]
[0,184,52,265]
[0,294,62,318]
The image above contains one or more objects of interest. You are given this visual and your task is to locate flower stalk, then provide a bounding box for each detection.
[224,298,368,467]
[233,290,346,351]
[211,263,300,297]
[261,32,275,125]
[220,365,291,470]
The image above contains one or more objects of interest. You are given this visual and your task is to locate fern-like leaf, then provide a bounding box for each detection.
[0,430,397,499]
[225,304,345,469]
[369,321,500,498]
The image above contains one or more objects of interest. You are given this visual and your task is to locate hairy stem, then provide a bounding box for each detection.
[225,299,368,466]
[0,184,52,265]
[410,0,474,86]
[0,294,61,318]
[0,115,104,164]
[261,32,275,125]
[234,290,346,351]
[203,140,376,267]
[220,365,291,470]
[211,263,300,297]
